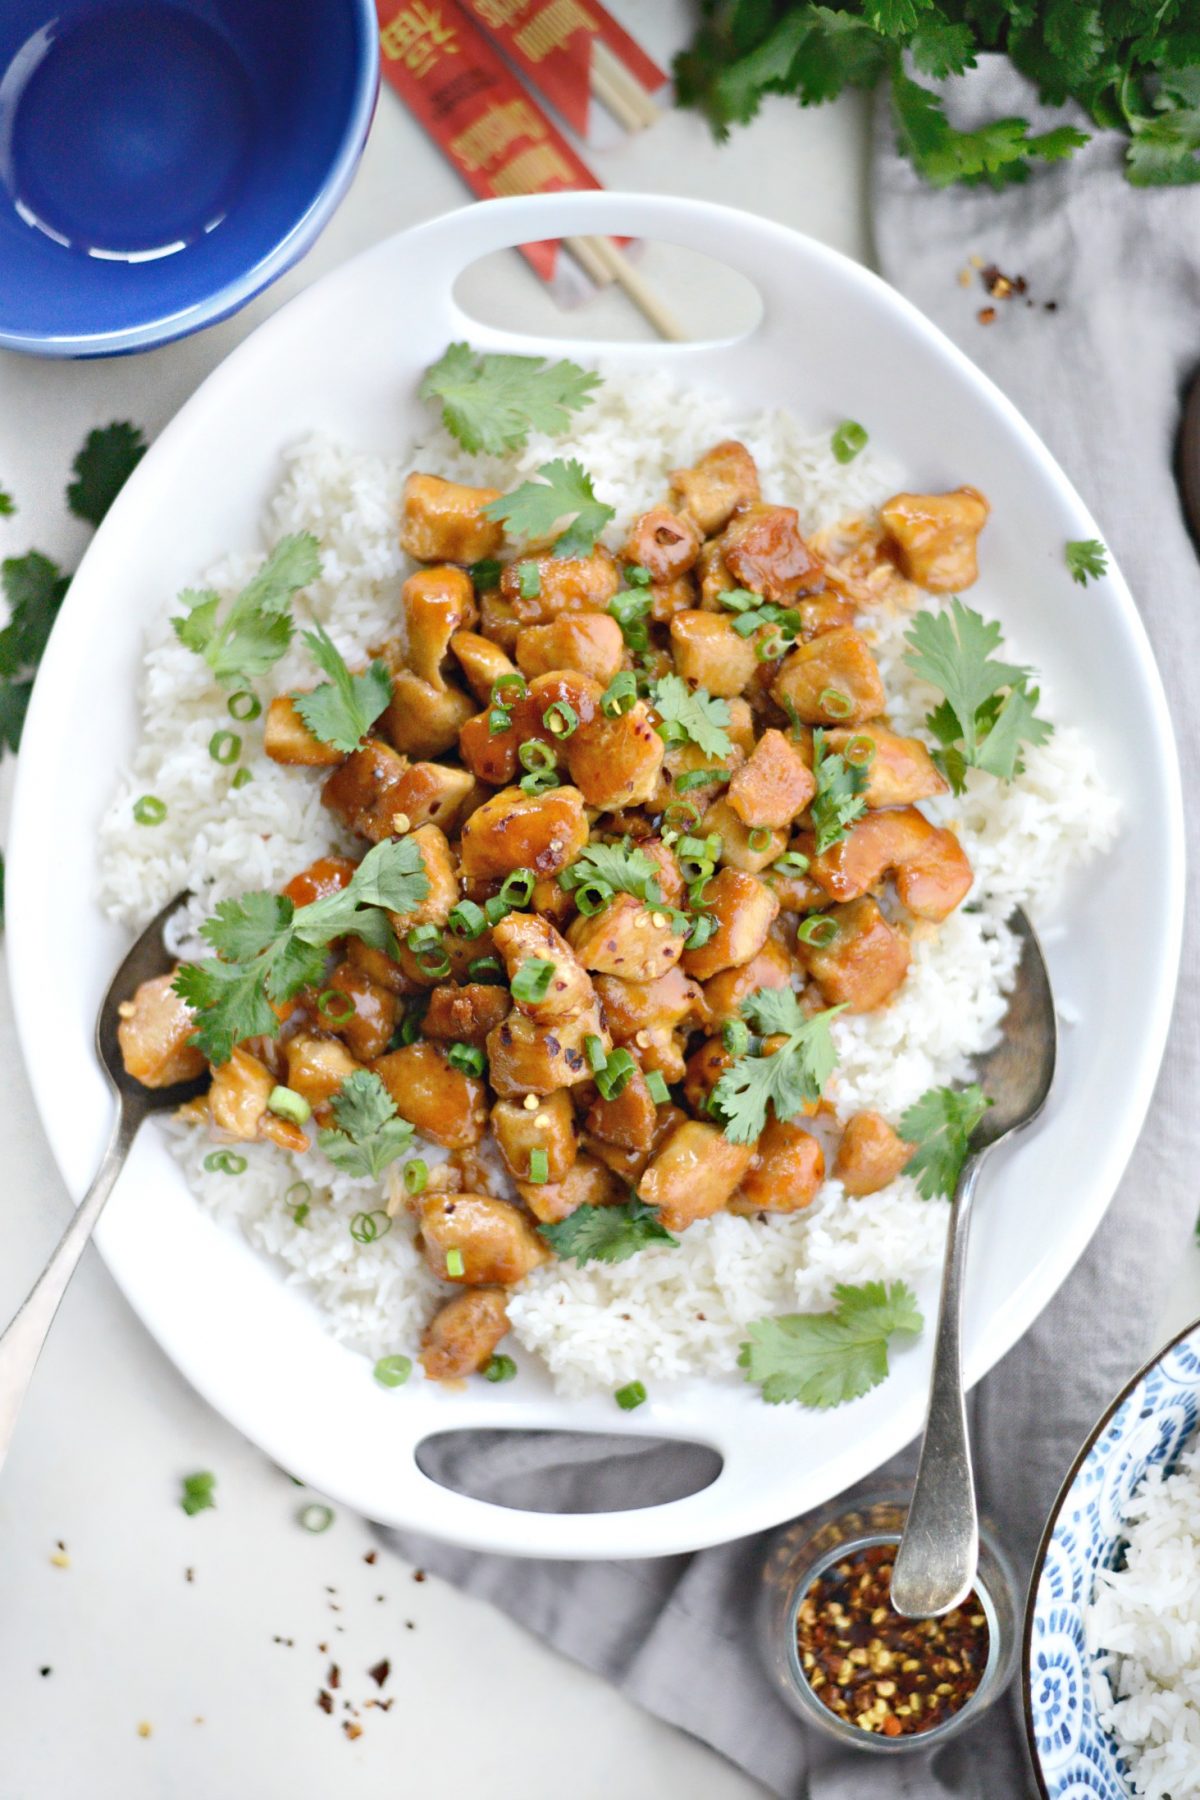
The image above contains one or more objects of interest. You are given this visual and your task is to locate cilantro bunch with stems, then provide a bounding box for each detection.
[904,598,1053,793]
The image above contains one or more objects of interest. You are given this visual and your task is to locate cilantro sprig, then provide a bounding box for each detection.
[0,552,69,751]
[539,1197,678,1266]
[712,988,843,1144]
[483,459,614,559]
[650,673,733,759]
[560,840,665,906]
[292,622,391,754]
[67,422,147,525]
[174,839,429,1064]
[173,533,321,686]
[1065,538,1108,586]
[180,1470,217,1516]
[904,600,1052,794]
[317,1071,414,1179]
[420,344,600,454]
[739,1281,924,1409]
[899,1082,991,1200]
[810,728,867,855]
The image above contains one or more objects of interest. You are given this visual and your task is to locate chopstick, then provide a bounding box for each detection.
[590,41,659,134]
[580,236,686,342]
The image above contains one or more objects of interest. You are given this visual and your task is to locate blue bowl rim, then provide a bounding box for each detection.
[0,0,381,358]
[1020,1310,1200,1797]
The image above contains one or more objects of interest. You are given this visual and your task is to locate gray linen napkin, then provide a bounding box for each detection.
[381,61,1200,1799]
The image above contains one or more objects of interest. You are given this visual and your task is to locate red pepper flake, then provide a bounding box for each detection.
[344,1721,363,1741]
[316,1690,334,1715]
[413,1568,426,1583]
[368,1659,391,1689]
[327,1663,341,1690]
[184,1568,195,1584]
[795,1543,988,1737]
[977,307,997,326]
[363,1550,378,1566]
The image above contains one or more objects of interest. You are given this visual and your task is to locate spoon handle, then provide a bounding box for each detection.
[890,1150,986,1617]
[0,1101,139,1476]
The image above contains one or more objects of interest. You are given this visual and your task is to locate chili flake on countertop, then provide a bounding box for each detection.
[796,1544,989,1737]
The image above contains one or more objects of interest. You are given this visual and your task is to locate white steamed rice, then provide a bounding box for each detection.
[97,368,1120,1392]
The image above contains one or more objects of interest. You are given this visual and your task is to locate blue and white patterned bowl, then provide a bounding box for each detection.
[1023,1321,1200,1797]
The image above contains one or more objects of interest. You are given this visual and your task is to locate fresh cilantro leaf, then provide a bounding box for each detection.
[172,533,321,685]
[891,67,1089,188]
[420,343,601,454]
[176,839,429,1064]
[904,600,1052,788]
[0,851,6,932]
[317,1070,414,1179]
[292,623,391,753]
[560,840,664,906]
[0,487,13,517]
[712,994,843,1144]
[1127,69,1200,186]
[539,1197,678,1266]
[180,1470,217,1516]
[650,673,733,759]
[0,551,69,674]
[739,1281,924,1408]
[810,728,868,854]
[900,1083,992,1199]
[0,679,32,753]
[66,422,146,525]
[909,14,976,79]
[867,0,931,35]
[1065,538,1108,584]
[482,459,614,559]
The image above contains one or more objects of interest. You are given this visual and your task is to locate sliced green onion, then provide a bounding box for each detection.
[318,988,357,1024]
[625,564,652,588]
[403,1159,428,1195]
[718,587,760,614]
[286,1180,312,1209]
[203,1150,247,1176]
[678,833,722,862]
[484,1354,518,1383]
[756,632,786,661]
[373,1355,412,1388]
[595,1047,636,1101]
[673,768,727,795]
[298,1502,335,1533]
[722,1019,751,1057]
[685,914,717,950]
[543,700,578,738]
[747,827,773,853]
[268,1085,311,1126]
[228,690,261,721]
[208,730,241,765]
[484,896,510,926]
[527,1148,549,1184]
[831,420,868,465]
[492,673,527,704]
[488,707,512,736]
[133,794,167,826]
[516,561,541,599]
[518,738,556,775]
[844,734,876,767]
[399,996,428,1044]
[601,671,638,716]
[407,925,451,978]
[584,1034,607,1074]
[732,612,764,638]
[447,1042,486,1077]
[573,879,614,916]
[445,1248,465,1278]
[615,1380,647,1411]
[350,1210,391,1244]
[797,915,840,948]
[645,1070,670,1105]
[470,558,502,589]
[231,767,254,790]
[499,868,536,907]
[775,851,811,877]
[819,688,853,720]
[609,588,651,650]
[519,766,560,795]
[448,899,487,939]
[468,955,505,983]
[512,957,555,1004]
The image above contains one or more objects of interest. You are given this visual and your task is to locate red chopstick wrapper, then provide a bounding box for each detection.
[376,0,617,291]
[457,0,668,142]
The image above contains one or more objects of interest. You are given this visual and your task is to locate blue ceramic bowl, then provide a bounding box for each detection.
[0,0,379,356]
[1023,1320,1200,1798]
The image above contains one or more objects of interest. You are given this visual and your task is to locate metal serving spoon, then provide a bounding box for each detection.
[890,906,1057,1617]
[0,892,205,1476]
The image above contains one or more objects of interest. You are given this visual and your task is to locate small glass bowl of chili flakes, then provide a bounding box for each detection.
[757,1493,1018,1753]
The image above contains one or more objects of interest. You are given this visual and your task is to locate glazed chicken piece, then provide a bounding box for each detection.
[809,806,973,922]
[835,1110,914,1196]
[381,668,475,759]
[263,696,344,767]
[282,855,358,908]
[795,593,855,637]
[401,566,477,689]
[726,728,816,830]
[373,1041,487,1148]
[387,761,477,834]
[731,1118,825,1214]
[460,670,602,787]
[646,575,697,623]
[283,1032,363,1114]
[491,1088,577,1185]
[594,965,709,1083]
[492,912,595,1022]
[486,1003,609,1098]
[388,823,459,935]
[638,1120,755,1233]
[322,739,412,842]
[208,1046,309,1152]
[702,938,795,1028]
[422,982,512,1047]
[418,1192,548,1285]
[682,1035,736,1116]
[420,1287,510,1381]
[702,797,787,876]
[319,959,399,1061]
[515,612,624,686]
[460,784,589,883]
[450,629,519,703]
[516,1150,620,1224]
[717,503,823,601]
[116,972,207,1089]
[668,611,757,698]
[771,627,886,726]
[499,549,619,624]
[824,724,947,809]
[681,868,780,982]
[566,703,664,809]
[585,1062,659,1152]
[345,935,421,996]
[801,897,911,1013]
[621,508,701,582]
[879,487,990,592]
[567,892,686,982]
[400,473,504,565]
[669,440,761,537]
